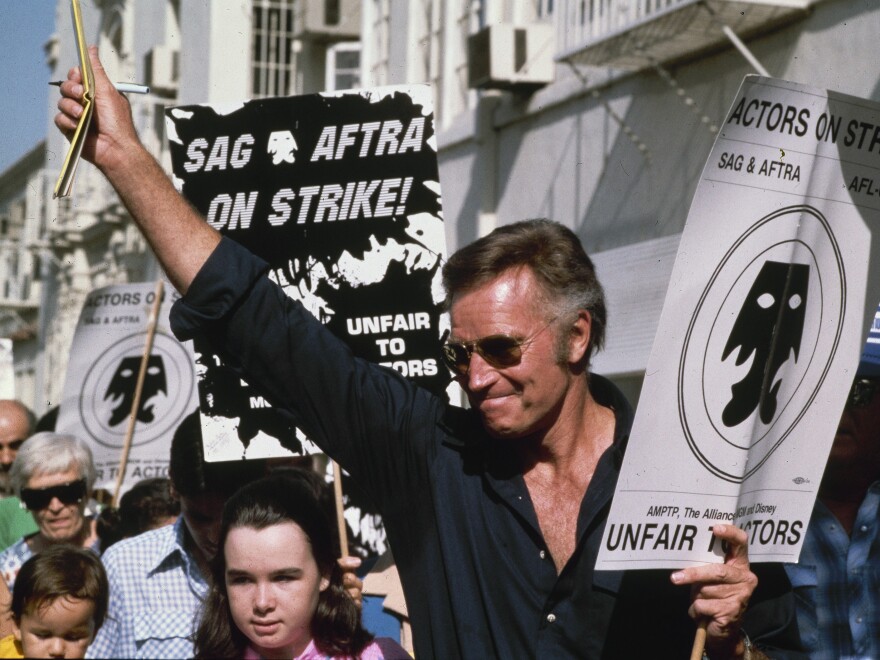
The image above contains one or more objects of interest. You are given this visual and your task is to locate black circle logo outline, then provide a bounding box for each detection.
[677,205,845,483]
[79,331,195,449]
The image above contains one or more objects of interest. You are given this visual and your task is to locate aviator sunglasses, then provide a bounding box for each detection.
[442,317,558,376]
[20,478,87,511]
[847,377,878,409]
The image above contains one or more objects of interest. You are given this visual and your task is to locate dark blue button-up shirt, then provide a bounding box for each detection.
[171,237,803,659]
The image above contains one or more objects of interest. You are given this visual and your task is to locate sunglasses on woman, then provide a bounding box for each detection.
[20,478,87,511]
[442,317,558,375]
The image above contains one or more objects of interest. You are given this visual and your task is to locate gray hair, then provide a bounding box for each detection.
[10,432,96,498]
[442,219,607,367]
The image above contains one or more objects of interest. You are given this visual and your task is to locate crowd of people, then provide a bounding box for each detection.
[0,402,403,659]
[0,43,877,659]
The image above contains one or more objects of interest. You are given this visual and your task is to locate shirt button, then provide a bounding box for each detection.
[861,525,869,533]
[546,613,556,623]
[856,616,863,624]
[539,550,546,559]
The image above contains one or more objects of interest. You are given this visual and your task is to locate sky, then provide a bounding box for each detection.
[0,0,57,173]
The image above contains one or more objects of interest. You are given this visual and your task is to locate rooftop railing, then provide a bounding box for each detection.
[557,0,691,57]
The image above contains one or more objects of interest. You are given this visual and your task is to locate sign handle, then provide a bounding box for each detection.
[332,459,349,558]
[690,619,708,660]
[111,280,164,506]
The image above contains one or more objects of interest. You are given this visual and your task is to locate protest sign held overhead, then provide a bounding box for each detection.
[56,283,198,493]
[596,76,880,570]
[166,86,448,461]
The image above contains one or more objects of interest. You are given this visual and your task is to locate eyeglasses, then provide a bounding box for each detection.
[20,478,87,511]
[442,318,557,376]
[847,377,879,409]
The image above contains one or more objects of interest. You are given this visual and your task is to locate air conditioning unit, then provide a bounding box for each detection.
[144,45,179,95]
[294,0,360,42]
[468,24,554,91]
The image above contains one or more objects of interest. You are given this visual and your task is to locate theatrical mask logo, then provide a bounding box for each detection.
[678,206,845,483]
[267,130,298,165]
[79,332,196,449]
[104,355,167,426]
[721,261,809,427]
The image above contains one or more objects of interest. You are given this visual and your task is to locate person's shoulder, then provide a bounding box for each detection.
[101,521,179,567]
[363,637,411,659]
[0,497,21,512]
[0,537,28,562]
[0,633,23,659]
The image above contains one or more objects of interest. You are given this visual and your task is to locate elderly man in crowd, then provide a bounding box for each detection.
[56,48,803,658]
[0,433,99,589]
[0,401,34,494]
[0,401,38,551]
[786,327,880,658]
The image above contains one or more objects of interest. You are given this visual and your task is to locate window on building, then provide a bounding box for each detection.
[6,201,25,243]
[99,5,128,81]
[252,0,296,97]
[325,0,341,26]
[367,0,391,86]
[325,42,361,91]
[435,0,483,128]
[538,0,553,18]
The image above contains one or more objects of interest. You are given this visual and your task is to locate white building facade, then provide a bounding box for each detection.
[0,0,876,412]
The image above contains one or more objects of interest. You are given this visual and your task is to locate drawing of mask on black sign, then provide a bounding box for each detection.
[721,260,809,428]
[104,355,167,427]
[267,130,298,165]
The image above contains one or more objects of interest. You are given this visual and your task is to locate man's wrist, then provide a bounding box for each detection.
[704,630,759,660]
[99,137,153,181]
[735,631,770,660]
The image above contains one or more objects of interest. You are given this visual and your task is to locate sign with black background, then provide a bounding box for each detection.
[166,86,449,462]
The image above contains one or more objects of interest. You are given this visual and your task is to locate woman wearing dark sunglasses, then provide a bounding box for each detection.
[0,433,98,591]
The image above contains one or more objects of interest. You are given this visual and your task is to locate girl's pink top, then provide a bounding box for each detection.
[243,637,407,659]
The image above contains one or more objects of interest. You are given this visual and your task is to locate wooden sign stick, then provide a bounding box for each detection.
[111,280,164,506]
[690,619,708,660]
[332,459,349,558]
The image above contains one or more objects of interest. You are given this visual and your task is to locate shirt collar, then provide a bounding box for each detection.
[148,517,191,575]
[438,373,634,463]
[590,373,635,467]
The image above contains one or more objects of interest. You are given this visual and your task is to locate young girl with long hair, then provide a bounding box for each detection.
[194,472,406,659]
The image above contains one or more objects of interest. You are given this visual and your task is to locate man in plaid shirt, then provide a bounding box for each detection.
[785,315,880,659]
[86,413,266,659]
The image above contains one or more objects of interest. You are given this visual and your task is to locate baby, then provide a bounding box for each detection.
[0,545,107,658]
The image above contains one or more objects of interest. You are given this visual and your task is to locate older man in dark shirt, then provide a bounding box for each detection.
[55,47,802,659]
